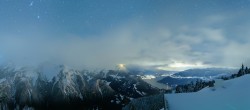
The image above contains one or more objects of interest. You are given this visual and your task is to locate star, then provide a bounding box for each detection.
[29,1,33,7]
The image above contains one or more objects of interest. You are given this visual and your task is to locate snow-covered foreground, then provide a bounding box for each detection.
[166,75,250,110]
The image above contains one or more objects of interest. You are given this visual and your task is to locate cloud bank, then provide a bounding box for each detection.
[1,1,250,70]
[1,16,249,71]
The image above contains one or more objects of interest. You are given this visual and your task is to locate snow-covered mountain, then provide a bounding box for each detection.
[165,74,250,110]
[158,76,200,87]
[0,64,167,110]
[173,68,237,79]
[158,68,237,87]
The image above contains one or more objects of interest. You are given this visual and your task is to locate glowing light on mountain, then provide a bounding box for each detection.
[118,64,125,68]
[117,64,126,71]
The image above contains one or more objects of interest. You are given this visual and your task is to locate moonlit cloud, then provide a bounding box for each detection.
[157,61,210,71]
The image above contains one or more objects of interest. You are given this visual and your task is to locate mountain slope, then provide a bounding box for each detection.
[0,65,166,110]
[165,74,250,110]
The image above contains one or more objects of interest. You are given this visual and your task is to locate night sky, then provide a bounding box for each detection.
[1,0,250,70]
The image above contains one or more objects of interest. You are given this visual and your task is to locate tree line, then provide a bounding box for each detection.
[175,80,215,93]
[221,64,250,80]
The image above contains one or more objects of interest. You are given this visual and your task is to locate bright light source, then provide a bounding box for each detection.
[117,64,126,71]
[118,64,125,68]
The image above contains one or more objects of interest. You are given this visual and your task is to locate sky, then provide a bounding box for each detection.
[1,0,250,70]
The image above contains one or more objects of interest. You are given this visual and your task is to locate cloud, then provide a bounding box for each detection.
[0,22,193,69]
[1,13,250,71]
[220,42,250,67]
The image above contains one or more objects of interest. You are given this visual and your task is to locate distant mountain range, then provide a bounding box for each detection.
[0,64,166,110]
[158,68,237,87]
[125,65,176,76]
[174,68,237,78]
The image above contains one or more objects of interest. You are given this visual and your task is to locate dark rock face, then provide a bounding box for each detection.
[0,65,166,110]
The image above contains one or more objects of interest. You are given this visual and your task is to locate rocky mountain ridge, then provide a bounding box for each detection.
[0,65,166,110]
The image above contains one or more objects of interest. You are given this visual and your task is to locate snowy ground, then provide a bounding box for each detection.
[165,75,250,110]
